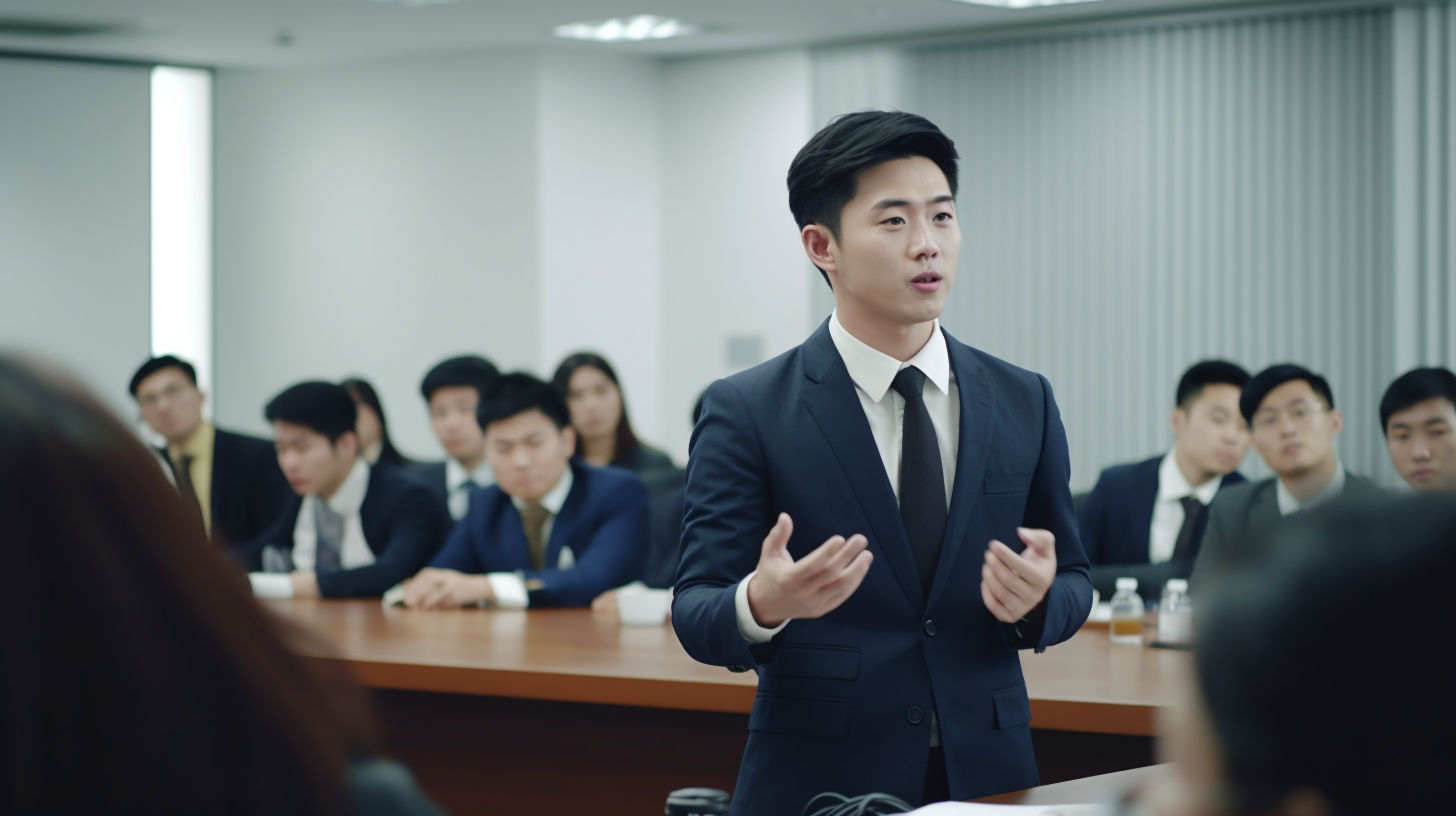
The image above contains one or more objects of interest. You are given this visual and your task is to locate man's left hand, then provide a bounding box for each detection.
[981,527,1057,623]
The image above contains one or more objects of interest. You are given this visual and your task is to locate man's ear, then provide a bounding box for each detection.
[801,224,838,278]
[1328,408,1344,437]
[337,430,360,460]
[561,425,577,454]
[1170,407,1187,438]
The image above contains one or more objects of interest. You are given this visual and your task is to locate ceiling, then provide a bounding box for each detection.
[0,0,1350,69]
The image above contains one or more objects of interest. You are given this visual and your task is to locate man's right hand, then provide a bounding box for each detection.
[745,513,872,629]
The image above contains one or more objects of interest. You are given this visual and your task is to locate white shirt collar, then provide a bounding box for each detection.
[827,311,952,403]
[1156,449,1224,506]
[320,458,370,515]
[1276,461,1347,516]
[446,456,494,493]
[510,463,575,516]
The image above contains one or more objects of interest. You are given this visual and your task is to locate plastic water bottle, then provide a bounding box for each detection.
[1158,579,1194,644]
[1109,577,1144,644]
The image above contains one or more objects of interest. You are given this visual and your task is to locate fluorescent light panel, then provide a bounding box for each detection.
[150,66,213,404]
[951,0,1102,7]
[554,15,697,42]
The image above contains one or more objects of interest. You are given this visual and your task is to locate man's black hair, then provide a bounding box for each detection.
[1239,364,1335,426]
[264,381,357,444]
[787,110,960,289]
[477,372,571,432]
[1380,367,1456,432]
[1176,360,1251,410]
[420,355,500,402]
[129,355,198,397]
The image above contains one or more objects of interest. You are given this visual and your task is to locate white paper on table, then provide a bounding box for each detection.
[910,803,1111,815]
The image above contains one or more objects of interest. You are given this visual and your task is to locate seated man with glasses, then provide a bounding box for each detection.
[1196,364,1383,577]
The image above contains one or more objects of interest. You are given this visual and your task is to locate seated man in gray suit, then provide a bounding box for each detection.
[1198,364,1383,574]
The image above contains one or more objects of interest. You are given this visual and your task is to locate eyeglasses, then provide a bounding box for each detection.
[1253,403,1326,431]
[138,383,189,409]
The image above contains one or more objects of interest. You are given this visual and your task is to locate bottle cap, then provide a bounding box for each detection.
[1165,579,1188,592]
[1116,577,1138,590]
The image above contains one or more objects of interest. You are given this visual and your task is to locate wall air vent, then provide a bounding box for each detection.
[0,16,129,38]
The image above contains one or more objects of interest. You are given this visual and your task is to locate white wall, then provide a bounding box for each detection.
[0,57,152,420]
[658,49,816,461]
[538,51,665,449]
[214,51,542,455]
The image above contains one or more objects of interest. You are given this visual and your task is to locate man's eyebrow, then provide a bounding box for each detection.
[1425,418,1452,427]
[870,194,956,210]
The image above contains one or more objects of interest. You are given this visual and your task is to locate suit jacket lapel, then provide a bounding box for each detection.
[927,334,993,609]
[1249,480,1281,528]
[801,322,925,610]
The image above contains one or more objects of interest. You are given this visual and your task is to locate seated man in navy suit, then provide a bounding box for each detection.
[401,373,648,609]
[1078,360,1251,599]
[243,381,452,599]
[411,355,501,522]
[130,355,290,551]
[1381,367,1456,494]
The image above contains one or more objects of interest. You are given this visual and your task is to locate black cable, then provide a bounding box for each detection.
[801,791,915,816]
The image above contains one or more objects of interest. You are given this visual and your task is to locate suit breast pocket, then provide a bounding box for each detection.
[983,475,1032,495]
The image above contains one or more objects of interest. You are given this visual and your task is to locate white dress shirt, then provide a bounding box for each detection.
[249,458,375,599]
[446,457,496,521]
[1148,450,1225,564]
[1276,461,1347,516]
[484,466,576,609]
[734,312,960,642]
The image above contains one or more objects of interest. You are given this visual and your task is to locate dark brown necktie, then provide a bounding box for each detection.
[1170,496,1206,562]
[173,454,205,532]
[521,504,551,571]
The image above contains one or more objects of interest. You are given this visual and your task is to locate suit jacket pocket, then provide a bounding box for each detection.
[992,684,1032,729]
[749,693,849,739]
[766,645,860,680]
[984,475,1032,494]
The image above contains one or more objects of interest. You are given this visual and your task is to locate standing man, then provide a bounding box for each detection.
[1078,360,1251,599]
[673,112,1092,813]
[1380,367,1456,493]
[1198,364,1384,572]
[129,355,289,552]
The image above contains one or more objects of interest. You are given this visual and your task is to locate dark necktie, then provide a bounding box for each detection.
[1169,496,1206,562]
[172,454,205,532]
[314,501,345,574]
[521,504,551,571]
[892,367,947,593]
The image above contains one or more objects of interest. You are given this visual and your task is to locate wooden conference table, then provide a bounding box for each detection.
[267,600,1186,815]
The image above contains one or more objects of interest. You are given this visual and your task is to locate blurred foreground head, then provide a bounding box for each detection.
[1180,495,1454,815]
[0,356,374,815]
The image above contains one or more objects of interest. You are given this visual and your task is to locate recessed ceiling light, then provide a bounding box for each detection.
[950,0,1102,8]
[554,14,698,43]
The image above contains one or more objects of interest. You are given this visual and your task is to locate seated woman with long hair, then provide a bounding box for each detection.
[343,376,412,468]
[1145,495,1453,816]
[550,352,676,488]
[0,356,443,816]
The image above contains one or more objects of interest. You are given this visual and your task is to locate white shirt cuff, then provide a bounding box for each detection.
[249,572,295,600]
[735,570,789,643]
[487,572,530,609]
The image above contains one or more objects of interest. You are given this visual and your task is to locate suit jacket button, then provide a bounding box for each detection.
[924,620,937,636]
[907,706,924,724]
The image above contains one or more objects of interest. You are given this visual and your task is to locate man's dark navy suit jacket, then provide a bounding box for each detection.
[428,459,648,607]
[1077,456,1246,598]
[240,462,451,598]
[673,321,1093,814]
[157,428,291,553]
